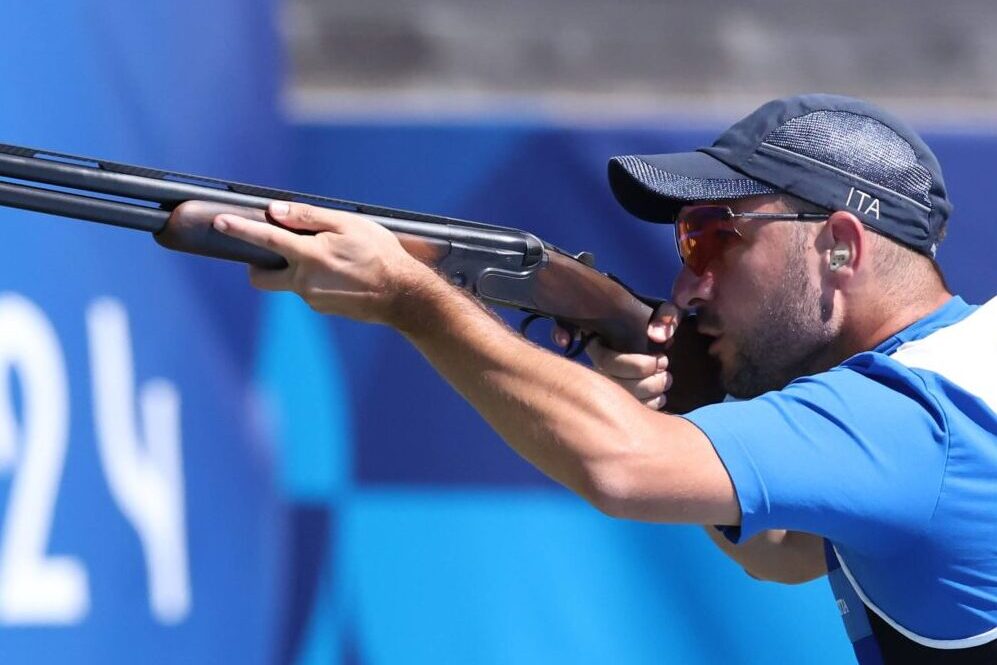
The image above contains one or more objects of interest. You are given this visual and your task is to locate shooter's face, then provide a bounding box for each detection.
[672,197,837,398]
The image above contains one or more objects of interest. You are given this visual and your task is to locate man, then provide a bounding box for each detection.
[213,94,995,663]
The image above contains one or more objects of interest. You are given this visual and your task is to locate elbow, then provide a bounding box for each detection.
[578,454,645,520]
[572,410,687,521]
[583,483,628,520]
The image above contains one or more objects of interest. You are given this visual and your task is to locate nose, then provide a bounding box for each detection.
[671,265,714,311]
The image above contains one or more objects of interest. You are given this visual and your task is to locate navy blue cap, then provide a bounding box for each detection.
[609,94,952,257]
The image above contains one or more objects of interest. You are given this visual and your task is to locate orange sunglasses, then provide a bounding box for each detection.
[675,205,827,275]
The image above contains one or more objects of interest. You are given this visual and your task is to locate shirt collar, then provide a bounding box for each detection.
[873,295,973,356]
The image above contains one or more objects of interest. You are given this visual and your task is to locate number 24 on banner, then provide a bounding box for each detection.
[0,294,190,626]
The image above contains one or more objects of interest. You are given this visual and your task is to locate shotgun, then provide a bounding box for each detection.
[0,142,724,413]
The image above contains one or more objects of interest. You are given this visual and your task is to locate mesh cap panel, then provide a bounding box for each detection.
[614,155,776,202]
[764,111,933,209]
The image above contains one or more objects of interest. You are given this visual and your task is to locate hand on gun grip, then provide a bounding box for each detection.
[554,301,680,410]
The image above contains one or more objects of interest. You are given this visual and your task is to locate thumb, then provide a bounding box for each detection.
[647,301,681,344]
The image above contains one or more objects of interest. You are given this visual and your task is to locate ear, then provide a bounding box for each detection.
[820,211,865,285]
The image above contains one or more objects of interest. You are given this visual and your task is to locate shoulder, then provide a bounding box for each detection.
[840,296,996,429]
[886,296,996,412]
[686,350,954,546]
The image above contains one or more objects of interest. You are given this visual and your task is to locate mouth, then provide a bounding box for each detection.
[696,322,722,340]
[696,326,724,357]
[692,311,721,338]
[688,312,723,355]
[707,335,723,357]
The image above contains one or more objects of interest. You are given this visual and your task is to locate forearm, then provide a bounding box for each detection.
[704,527,827,584]
[394,267,658,506]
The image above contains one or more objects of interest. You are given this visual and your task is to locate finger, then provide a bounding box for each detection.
[587,338,666,379]
[662,369,674,393]
[643,393,668,411]
[618,371,671,400]
[648,300,681,344]
[247,264,292,292]
[213,214,309,259]
[268,201,360,233]
[551,325,577,349]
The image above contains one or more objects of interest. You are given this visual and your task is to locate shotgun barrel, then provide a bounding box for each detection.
[0,142,724,412]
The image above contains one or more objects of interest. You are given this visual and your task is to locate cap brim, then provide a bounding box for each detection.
[608,150,777,223]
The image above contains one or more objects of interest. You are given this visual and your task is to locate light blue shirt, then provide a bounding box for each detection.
[685,295,997,645]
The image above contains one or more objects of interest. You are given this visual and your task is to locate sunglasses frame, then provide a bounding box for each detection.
[674,205,828,275]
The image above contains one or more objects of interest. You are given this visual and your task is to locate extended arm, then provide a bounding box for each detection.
[394,264,736,523]
[214,202,740,526]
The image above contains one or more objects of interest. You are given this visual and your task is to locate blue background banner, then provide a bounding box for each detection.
[0,3,993,664]
[0,2,288,663]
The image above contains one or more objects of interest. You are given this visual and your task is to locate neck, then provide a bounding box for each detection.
[841,288,952,360]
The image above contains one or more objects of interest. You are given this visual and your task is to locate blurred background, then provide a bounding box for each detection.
[0,1,992,663]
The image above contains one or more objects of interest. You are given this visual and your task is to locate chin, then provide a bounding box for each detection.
[718,365,748,399]
[722,362,783,399]
[722,381,760,400]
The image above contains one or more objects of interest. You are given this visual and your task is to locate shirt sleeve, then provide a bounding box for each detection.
[684,352,949,554]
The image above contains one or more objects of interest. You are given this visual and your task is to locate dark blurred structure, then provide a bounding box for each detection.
[285,0,997,121]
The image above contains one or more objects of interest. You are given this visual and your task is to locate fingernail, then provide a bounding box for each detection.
[213,216,230,231]
[270,201,289,218]
[657,355,668,371]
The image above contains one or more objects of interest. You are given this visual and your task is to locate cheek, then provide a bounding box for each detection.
[708,247,783,332]
[726,230,801,292]
[712,255,764,308]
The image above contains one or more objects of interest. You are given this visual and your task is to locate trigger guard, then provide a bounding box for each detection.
[518,315,594,359]
[519,313,543,336]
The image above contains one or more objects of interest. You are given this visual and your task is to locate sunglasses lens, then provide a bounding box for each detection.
[675,207,738,275]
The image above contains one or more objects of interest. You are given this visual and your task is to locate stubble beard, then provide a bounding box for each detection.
[723,259,837,399]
